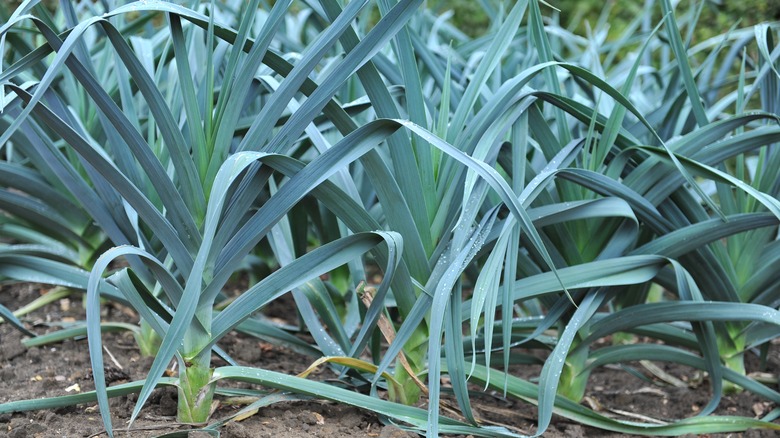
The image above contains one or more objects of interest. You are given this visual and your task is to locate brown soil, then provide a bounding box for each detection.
[1,282,778,437]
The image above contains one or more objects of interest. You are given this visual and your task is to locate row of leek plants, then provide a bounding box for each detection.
[0,0,779,437]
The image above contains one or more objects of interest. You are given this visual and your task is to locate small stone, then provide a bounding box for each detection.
[753,402,769,417]
[299,410,321,425]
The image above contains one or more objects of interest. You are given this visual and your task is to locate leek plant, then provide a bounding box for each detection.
[0,0,430,433]
[509,0,780,402]
[0,0,162,352]
[529,1,780,398]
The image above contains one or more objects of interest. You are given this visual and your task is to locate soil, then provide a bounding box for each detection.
[1,282,778,438]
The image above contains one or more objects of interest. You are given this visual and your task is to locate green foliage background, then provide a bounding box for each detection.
[430,0,780,38]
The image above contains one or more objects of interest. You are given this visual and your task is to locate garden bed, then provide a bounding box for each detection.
[1,283,776,437]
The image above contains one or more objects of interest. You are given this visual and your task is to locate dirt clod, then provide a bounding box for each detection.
[158,387,178,416]
[0,334,25,361]
[378,426,419,438]
[223,420,253,438]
